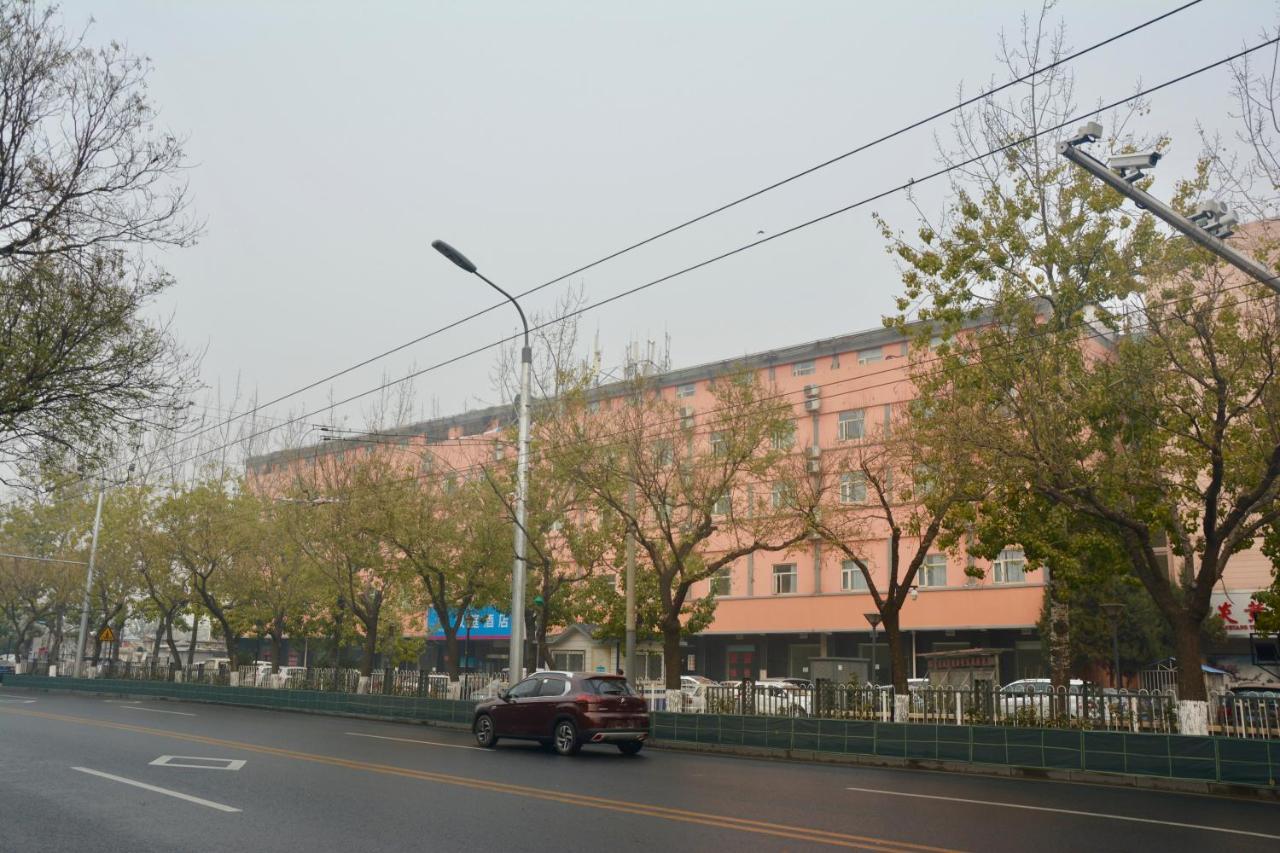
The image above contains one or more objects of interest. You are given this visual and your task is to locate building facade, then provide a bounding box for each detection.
[247,319,1274,686]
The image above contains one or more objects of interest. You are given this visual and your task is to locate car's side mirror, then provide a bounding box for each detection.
[498,689,512,701]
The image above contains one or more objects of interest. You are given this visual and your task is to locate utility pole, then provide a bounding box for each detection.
[72,489,105,678]
[624,483,636,682]
[1059,122,1279,293]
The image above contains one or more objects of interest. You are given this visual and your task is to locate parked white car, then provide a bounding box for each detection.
[680,675,719,712]
[998,678,1087,718]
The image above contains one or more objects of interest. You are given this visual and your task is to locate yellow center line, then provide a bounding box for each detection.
[1,705,962,853]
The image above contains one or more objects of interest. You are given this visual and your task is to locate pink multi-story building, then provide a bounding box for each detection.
[247,320,1275,685]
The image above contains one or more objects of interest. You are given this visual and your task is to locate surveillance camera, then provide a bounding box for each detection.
[1066,121,1103,146]
[1207,211,1239,238]
[1107,152,1162,172]
[1190,200,1226,224]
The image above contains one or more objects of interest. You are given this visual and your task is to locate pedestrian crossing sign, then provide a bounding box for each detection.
[98,626,115,643]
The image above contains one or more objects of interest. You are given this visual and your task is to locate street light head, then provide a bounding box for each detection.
[431,239,478,274]
[1067,121,1104,147]
[864,612,882,629]
[1100,602,1125,621]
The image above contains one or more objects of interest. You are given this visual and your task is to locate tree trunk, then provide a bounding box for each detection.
[91,634,103,665]
[662,622,682,690]
[330,607,345,668]
[185,614,198,666]
[360,622,378,677]
[1174,619,1208,702]
[49,610,65,662]
[165,618,182,666]
[151,613,165,661]
[270,631,284,674]
[882,610,908,692]
[535,602,552,669]
[444,631,460,679]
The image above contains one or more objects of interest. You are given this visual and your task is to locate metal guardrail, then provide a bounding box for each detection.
[689,682,1186,733]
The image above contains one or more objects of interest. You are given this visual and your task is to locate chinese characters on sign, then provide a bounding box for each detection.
[1213,594,1270,633]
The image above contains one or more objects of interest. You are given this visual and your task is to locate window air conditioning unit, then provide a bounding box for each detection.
[806,446,821,459]
[804,398,821,412]
[806,458,821,474]
[804,384,820,398]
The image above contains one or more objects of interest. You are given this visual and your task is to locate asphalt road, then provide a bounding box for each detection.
[1,688,1277,853]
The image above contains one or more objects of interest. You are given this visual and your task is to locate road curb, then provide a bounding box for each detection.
[647,738,1280,802]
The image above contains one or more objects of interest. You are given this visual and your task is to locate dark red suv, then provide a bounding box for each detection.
[472,671,649,756]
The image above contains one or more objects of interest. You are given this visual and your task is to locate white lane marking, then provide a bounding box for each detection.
[845,787,1280,840]
[0,697,35,703]
[103,700,140,704]
[120,705,196,717]
[344,731,488,751]
[72,767,240,813]
[150,755,246,771]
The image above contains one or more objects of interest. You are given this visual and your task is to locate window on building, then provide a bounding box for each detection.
[551,652,585,672]
[710,431,727,457]
[771,422,796,450]
[840,472,867,504]
[770,483,794,510]
[676,383,696,398]
[842,560,869,591]
[993,549,1027,583]
[831,353,841,368]
[713,493,732,516]
[858,348,883,365]
[710,567,731,596]
[837,409,866,441]
[587,399,601,414]
[772,564,797,594]
[929,334,944,349]
[920,554,947,588]
[653,440,674,466]
[792,360,816,376]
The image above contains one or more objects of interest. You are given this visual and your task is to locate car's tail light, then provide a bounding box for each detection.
[574,693,601,708]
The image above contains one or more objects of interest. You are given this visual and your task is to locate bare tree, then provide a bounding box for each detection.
[0,1,197,266]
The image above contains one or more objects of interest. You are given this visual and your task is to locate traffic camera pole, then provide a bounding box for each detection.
[1058,139,1279,293]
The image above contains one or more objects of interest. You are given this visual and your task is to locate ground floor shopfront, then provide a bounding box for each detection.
[689,628,1045,684]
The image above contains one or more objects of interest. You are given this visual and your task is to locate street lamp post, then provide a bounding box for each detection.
[432,239,531,682]
[864,612,882,686]
[1100,602,1125,689]
[72,489,105,678]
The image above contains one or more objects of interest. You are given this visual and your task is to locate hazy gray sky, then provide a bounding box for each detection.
[57,0,1276,453]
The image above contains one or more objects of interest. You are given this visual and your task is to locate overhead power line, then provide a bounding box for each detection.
[90,0,1208,484]
[146,34,1279,481]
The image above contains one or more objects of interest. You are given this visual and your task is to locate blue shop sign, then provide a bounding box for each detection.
[426,606,511,640]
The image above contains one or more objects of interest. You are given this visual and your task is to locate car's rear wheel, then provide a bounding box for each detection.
[552,719,581,755]
[616,741,643,756]
[473,713,498,748]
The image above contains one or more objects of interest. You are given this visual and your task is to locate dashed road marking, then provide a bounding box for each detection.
[344,731,488,751]
[845,786,1280,840]
[72,767,240,812]
[120,705,196,717]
